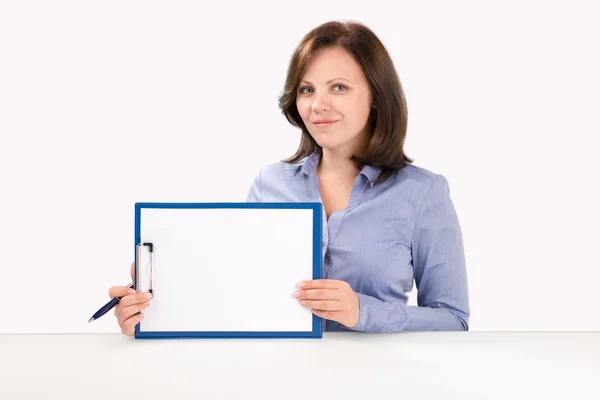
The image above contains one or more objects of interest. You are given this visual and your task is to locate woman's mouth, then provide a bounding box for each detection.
[313,120,338,128]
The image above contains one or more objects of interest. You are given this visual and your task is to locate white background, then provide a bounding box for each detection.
[1,0,598,334]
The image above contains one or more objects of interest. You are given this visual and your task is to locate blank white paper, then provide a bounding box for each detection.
[136,207,317,332]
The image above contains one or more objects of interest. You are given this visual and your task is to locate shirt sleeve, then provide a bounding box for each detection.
[245,168,262,202]
[349,174,470,332]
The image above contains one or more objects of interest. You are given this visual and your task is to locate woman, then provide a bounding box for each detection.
[109,20,470,335]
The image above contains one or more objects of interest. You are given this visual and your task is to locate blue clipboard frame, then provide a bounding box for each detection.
[134,202,323,339]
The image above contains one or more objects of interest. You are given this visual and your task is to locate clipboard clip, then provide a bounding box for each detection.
[136,242,154,296]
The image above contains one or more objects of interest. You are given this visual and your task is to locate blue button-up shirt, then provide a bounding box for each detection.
[246,151,470,332]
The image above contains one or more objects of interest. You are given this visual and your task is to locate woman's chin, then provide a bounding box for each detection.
[313,137,339,150]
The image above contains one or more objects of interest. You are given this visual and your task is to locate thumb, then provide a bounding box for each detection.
[130,262,134,284]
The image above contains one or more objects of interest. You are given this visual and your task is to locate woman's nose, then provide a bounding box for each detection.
[311,92,331,112]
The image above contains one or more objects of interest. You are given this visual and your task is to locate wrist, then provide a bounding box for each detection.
[343,292,360,329]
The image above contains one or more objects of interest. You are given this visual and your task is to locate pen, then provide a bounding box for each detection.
[88,283,135,323]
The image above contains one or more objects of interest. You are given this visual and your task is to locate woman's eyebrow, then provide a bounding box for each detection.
[300,77,352,85]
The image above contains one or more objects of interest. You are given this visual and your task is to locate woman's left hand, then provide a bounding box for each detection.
[293,279,360,329]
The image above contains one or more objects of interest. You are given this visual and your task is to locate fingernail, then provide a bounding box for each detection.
[144,293,152,299]
[128,289,136,294]
[297,282,306,288]
[300,300,307,305]
[144,301,151,307]
[292,291,301,298]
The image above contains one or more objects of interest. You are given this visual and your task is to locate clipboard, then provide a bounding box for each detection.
[134,202,323,339]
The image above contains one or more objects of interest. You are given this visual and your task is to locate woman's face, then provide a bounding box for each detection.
[296,47,373,155]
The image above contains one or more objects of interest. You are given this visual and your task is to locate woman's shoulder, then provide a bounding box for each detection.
[398,163,438,181]
[394,163,441,187]
[258,156,309,181]
[392,163,453,200]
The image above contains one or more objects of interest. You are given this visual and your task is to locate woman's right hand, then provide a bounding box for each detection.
[108,262,152,337]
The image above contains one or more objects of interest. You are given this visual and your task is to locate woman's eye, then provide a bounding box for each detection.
[298,85,346,94]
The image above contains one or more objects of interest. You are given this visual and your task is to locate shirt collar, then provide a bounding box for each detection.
[299,151,382,185]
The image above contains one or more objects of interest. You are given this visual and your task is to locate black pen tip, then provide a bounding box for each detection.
[88,317,95,323]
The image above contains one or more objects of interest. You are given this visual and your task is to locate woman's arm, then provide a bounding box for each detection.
[350,174,470,332]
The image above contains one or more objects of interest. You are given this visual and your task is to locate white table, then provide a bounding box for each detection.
[1,332,598,399]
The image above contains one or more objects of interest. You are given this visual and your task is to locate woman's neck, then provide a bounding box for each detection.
[317,148,361,181]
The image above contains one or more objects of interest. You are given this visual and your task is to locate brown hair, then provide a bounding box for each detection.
[278,20,413,184]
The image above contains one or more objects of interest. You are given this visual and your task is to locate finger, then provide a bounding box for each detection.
[119,291,153,308]
[114,293,149,317]
[115,299,126,317]
[121,313,144,337]
[298,279,343,290]
[117,302,151,326]
[108,285,137,299]
[118,301,151,322]
[114,299,134,318]
[311,309,336,320]
[130,262,134,283]
[300,299,342,311]
[295,289,338,300]
[114,300,128,317]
